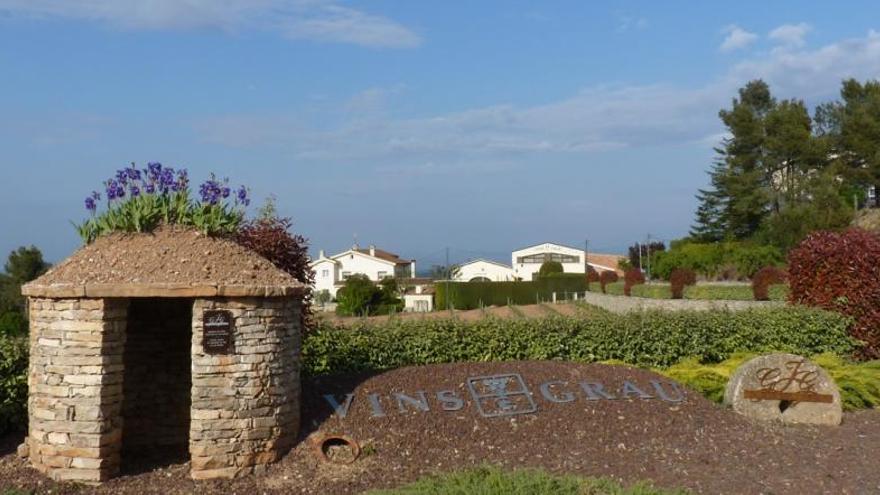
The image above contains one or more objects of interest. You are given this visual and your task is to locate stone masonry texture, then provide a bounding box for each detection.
[189,297,301,480]
[27,297,129,483]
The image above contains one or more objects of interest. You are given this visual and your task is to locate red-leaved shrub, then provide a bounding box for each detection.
[235,217,315,330]
[586,266,600,290]
[788,229,880,359]
[623,269,645,296]
[599,271,618,294]
[669,268,696,299]
[751,266,787,301]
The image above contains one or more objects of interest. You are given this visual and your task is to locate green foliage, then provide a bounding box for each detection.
[302,307,856,376]
[75,165,249,243]
[1,246,50,314]
[368,466,685,495]
[590,282,788,301]
[651,241,783,280]
[335,275,403,316]
[691,79,861,249]
[658,353,880,411]
[537,260,564,277]
[436,277,588,310]
[0,335,28,434]
[0,312,27,337]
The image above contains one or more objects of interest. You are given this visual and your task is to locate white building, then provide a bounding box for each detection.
[310,245,415,299]
[511,242,621,280]
[403,285,434,312]
[453,259,514,282]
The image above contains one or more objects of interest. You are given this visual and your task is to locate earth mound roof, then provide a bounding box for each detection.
[23,226,303,298]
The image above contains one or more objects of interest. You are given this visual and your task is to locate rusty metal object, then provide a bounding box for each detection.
[312,434,361,464]
[743,389,834,403]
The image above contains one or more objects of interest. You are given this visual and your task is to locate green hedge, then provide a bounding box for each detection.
[0,335,28,434]
[302,307,856,375]
[435,276,587,310]
[591,282,789,301]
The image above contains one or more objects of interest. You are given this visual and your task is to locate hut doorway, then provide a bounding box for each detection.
[121,298,193,473]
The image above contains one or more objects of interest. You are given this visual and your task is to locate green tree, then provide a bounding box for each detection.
[537,261,563,277]
[718,80,775,238]
[1,246,50,314]
[335,274,380,317]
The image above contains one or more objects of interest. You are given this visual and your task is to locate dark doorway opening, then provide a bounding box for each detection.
[121,298,192,474]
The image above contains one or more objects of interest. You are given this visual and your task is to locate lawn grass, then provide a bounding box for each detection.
[368,466,686,495]
[589,282,788,301]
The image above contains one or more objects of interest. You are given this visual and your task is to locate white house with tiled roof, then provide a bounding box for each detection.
[310,244,415,298]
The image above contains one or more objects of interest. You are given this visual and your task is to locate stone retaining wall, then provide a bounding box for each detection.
[576,290,782,314]
[26,297,128,482]
[189,297,301,479]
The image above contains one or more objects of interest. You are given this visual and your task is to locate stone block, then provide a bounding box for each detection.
[724,353,842,425]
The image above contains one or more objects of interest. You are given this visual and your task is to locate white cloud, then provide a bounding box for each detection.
[720,24,759,52]
[769,23,811,47]
[0,0,421,48]
[617,14,648,33]
[195,30,880,169]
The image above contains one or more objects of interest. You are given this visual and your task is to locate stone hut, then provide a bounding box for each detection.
[21,227,305,483]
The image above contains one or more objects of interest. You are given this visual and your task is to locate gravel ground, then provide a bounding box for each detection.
[2,361,878,494]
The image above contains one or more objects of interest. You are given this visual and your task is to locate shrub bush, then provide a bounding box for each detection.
[302,307,856,375]
[651,242,783,280]
[788,229,880,359]
[436,277,588,310]
[537,261,563,277]
[598,271,618,294]
[586,266,599,290]
[0,335,28,434]
[235,215,314,329]
[751,266,787,301]
[669,269,696,299]
[623,269,645,296]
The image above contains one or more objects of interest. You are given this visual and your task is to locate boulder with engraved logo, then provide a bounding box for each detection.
[724,353,842,425]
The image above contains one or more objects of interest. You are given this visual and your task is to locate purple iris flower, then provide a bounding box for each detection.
[130,185,140,197]
[84,197,96,212]
[144,183,155,194]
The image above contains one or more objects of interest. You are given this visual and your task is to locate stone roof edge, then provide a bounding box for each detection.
[21,282,305,299]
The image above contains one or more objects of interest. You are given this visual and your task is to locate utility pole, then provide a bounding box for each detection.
[445,247,451,312]
[637,241,642,271]
[584,238,589,272]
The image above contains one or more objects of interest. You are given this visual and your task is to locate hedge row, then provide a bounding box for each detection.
[591,282,789,301]
[302,306,856,376]
[435,276,588,310]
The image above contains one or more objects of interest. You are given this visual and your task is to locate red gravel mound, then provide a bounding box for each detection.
[2,361,879,494]
[26,226,300,288]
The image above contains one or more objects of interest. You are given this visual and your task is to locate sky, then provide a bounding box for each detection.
[1,1,880,269]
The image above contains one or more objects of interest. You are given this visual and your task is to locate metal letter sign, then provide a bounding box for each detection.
[467,373,537,417]
[202,310,234,354]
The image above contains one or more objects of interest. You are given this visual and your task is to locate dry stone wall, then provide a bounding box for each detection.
[189,297,301,480]
[26,297,128,483]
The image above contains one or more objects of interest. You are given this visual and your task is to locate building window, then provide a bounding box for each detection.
[516,253,580,264]
[342,271,351,280]
[322,269,329,278]
[378,271,388,279]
